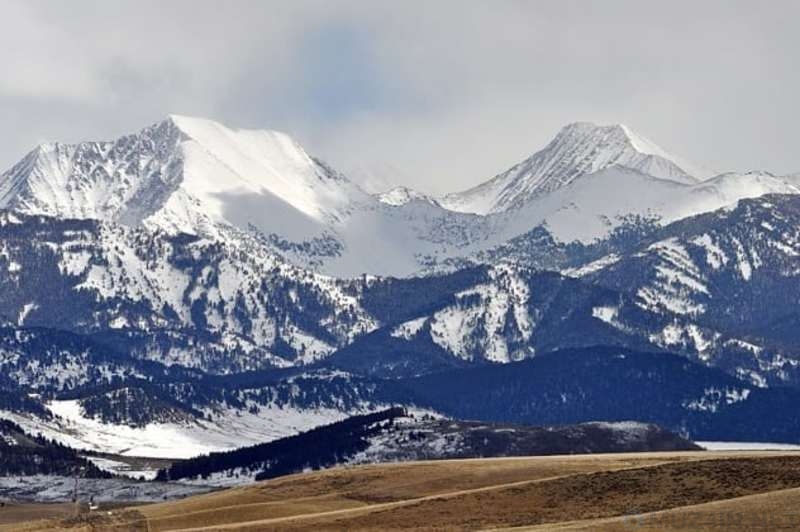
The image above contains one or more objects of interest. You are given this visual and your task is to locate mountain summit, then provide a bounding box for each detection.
[0,115,490,276]
[0,115,367,242]
[440,122,716,215]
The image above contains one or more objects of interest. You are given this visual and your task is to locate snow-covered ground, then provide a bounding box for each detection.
[82,456,159,481]
[175,468,263,489]
[0,400,354,459]
[698,441,800,451]
[0,475,213,503]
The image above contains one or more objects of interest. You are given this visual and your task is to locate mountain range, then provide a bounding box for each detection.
[4,117,797,277]
[1,115,799,466]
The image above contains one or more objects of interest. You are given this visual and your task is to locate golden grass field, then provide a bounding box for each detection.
[6,450,800,531]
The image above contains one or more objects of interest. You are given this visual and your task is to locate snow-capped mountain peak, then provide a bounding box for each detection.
[440,122,716,215]
[1,116,793,278]
[161,114,371,232]
[0,115,371,243]
[0,118,185,225]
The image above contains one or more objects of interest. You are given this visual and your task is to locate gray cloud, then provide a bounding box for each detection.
[1,0,798,194]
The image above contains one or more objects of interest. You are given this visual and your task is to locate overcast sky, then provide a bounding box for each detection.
[1,1,798,194]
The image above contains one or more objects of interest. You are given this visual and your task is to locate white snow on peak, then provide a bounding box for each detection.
[166,114,365,223]
[618,124,715,182]
[440,122,715,215]
[0,115,369,244]
[0,115,487,277]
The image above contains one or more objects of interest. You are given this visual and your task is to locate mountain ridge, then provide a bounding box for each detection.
[2,115,797,277]
[440,121,715,215]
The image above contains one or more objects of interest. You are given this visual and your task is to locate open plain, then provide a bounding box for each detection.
[5,450,800,531]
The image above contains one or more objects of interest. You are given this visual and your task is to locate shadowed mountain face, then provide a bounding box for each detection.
[5,195,800,452]
[403,346,800,443]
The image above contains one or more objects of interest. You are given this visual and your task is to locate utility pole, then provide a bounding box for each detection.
[73,465,85,517]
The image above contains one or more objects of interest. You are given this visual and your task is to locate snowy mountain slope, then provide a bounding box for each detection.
[437,176,509,215]
[0,418,112,480]
[0,116,494,276]
[3,203,792,386]
[2,128,800,381]
[0,212,713,382]
[0,210,376,372]
[0,363,400,459]
[440,122,716,215]
[328,221,800,389]
[0,209,621,378]
[0,119,184,225]
[9,114,800,459]
[453,168,800,274]
[0,327,154,392]
[576,194,800,386]
[316,198,489,276]
[335,167,800,274]
[7,199,800,453]
[494,167,800,244]
[0,115,365,243]
[325,264,758,379]
[337,193,800,387]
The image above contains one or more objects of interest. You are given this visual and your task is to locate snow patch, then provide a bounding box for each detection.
[17,302,38,326]
[391,317,427,340]
[691,234,728,270]
[563,254,620,277]
[592,305,619,324]
[699,441,800,451]
[1,399,356,459]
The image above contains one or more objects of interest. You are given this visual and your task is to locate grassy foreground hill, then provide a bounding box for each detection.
[8,450,800,531]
